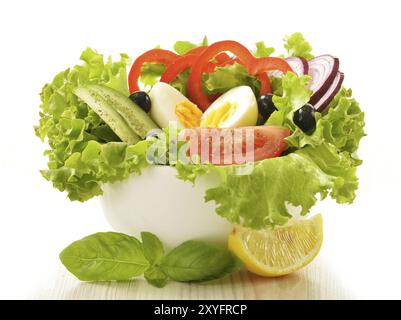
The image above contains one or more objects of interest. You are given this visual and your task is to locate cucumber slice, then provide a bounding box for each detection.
[82,84,159,139]
[74,87,140,145]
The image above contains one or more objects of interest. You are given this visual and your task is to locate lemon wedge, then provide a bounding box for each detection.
[228,214,323,277]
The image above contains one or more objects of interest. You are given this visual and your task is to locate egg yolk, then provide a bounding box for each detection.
[175,100,203,128]
[203,102,237,128]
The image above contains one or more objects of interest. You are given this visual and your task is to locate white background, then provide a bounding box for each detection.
[0,0,401,299]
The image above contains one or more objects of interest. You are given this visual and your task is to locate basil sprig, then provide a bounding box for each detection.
[60,231,242,288]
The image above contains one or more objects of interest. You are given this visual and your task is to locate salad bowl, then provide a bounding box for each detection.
[101,165,233,248]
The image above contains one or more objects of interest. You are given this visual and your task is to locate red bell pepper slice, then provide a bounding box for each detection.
[252,58,293,95]
[185,47,230,63]
[187,41,293,109]
[128,49,178,93]
[160,54,199,83]
[160,52,232,84]
[184,46,208,56]
[214,52,231,64]
[203,53,234,73]
[256,73,271,96]
[129,42,293,111]
[187,41,256,110]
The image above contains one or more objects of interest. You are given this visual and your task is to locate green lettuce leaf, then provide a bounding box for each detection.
[41,140,150,201]
[270,76,283,96]
[173,36,208,55]
[140,63,166,88]
[170,68,190,96]
[35,48,151,201]
[284,32,314,60]
[203,62,261,96]
[266,72,312,127]
[175,161,213,184]
[204,142,358,229]
[253,41,275,58]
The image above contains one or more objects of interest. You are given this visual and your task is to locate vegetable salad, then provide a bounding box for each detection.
[35,33,365,229]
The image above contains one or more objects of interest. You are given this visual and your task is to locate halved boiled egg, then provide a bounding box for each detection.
[149,82,202,129]
[200,86,258,128]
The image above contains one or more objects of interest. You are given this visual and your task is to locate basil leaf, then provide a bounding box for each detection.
[59,232,149,281]
[141,232,164,265]
[160,240,242,282]
[144,266,169,288]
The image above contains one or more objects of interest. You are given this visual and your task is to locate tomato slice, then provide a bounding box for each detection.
[128,49,178,93]
[180,126,291,165]
[187,41,256,111]
[251,125,290,162]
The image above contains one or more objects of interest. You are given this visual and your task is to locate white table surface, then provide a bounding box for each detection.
[1,0,401,300]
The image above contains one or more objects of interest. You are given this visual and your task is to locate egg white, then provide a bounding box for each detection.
[149,82,188,129]
[200,86,258,128]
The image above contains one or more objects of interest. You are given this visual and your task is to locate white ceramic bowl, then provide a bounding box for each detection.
[101,166,233,249]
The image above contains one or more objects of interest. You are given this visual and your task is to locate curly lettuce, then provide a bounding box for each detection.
[286,88,366,155]
[175,71,365,229]
[283,32,314,60]
[203,142,358,229]
[35,48,150,201]
[140,63,166,88]
[253,41,275,58]
[203,63,261,96]
[173,36,208,55]
[267,73,365,158]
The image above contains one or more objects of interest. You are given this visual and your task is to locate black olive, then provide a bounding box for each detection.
[129,91,151,113]
[257,94,277,122]
[293,104,316,134]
